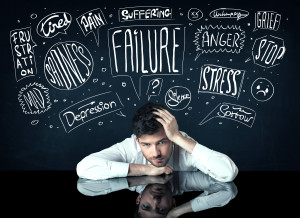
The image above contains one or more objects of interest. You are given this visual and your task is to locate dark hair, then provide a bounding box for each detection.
[132,102,165,138]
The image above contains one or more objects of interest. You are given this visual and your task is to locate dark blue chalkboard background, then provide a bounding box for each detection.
[0,0,299,171]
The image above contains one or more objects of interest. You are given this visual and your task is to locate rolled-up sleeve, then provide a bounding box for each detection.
[191,143,238,182]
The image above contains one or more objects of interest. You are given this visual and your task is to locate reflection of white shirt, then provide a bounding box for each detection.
[77,171,238,212]
[76,131,238,182]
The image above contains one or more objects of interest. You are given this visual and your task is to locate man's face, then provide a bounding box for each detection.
[137,128,173,167]
[137,184,174,217]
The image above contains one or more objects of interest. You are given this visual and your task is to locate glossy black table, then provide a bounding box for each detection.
[1,171,299,217]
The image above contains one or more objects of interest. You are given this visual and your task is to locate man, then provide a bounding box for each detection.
[77,171,238,217]
[76,102,238,182]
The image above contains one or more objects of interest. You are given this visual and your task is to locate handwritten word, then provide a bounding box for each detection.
[119,7,172,22]
[59,92,123,133]
[255,11,281,31]
[252,35,286,68]
[10,27,37,82]
[194,25,245,55]
[44,41,93,90]
[198,64,245,99]
[109,25,184,74]
[36,12,72,38]
[108,25,185,98]
[18,83,51,114]
[76,8,107,46]
[209,8,249,20]
[200,102,256,128]
[165,86,191,111]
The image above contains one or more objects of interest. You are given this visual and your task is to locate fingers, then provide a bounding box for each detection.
[152,108,174,124]
[164,164,173,175]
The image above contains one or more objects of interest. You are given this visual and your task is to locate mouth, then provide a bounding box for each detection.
[153,158,164,163]
[256,90,267,96]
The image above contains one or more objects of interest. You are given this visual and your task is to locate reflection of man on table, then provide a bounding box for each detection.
[76,102,238,182]
[77,171,238,217]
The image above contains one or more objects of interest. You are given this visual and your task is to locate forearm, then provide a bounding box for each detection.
[127,164,149,177]
[172,132,197,154]
[191,144,238,182]
[168,202,193,217]
[128,164,173,177]
[77,155,129,180]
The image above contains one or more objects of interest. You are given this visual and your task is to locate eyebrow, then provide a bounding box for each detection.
[139,138,169,145]
[140,208,167,216]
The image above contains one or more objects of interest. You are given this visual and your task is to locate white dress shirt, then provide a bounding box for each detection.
[76,131,238,182]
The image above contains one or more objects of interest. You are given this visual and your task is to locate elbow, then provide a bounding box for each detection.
[223,164,239,182]
[76,157,110,180]
[76,160,89,179]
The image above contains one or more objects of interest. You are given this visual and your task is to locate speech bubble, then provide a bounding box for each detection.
[254,11,281,32]
[59,92,123,133]
[198,64,245,99]
[194,25,245,61]
[199,102,256,128]
[36,12,72,38]
[18,82,52,115]
[119,6,172,22]
[76,8,107,46]
[146,78,163,100]
[108,24,185,99]
[252,35,286,68]
[44,41,94,90]
[209,8,249,20]
[10,27,37,82]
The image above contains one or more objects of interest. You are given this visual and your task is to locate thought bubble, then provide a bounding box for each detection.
[36,12,72,38]
[76,8,107,46]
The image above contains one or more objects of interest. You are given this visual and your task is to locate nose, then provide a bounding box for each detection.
[152,145,161,157]
[152,195,161,204]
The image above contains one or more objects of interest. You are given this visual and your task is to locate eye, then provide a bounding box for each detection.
[157,140,168,145]
[157,207,167,214]
[256,85,260,89]
[142,204,151,210]
[265,88,269,93]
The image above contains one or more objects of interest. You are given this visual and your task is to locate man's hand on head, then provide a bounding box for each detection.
[152,108,181,142]
[152,107,197,154]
